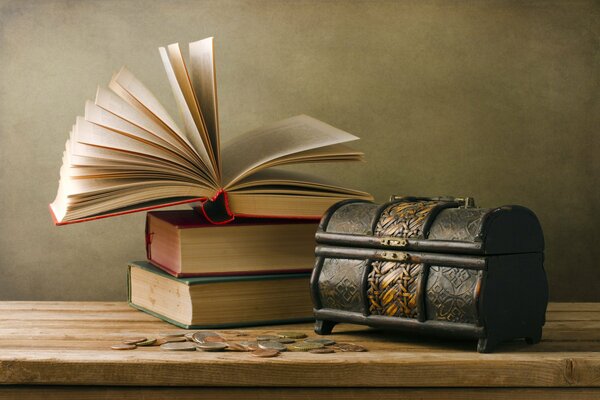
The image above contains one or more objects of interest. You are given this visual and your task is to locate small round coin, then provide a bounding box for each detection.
[122,337,147,345]
[192,331,222,343]
[239,341,259,351]
[251,348,280,358]
[203,335,226,343]
[256,335,279,341]
[184,331,198,341]
[195,342,228,352]
[226,342,248,352]
[278,331,307,339]
[288,342,324,352]
[276,337,296,344]
[111,343,136,350]
[309,347,335,354]
[335,343,368,352]
[156,336,187,345]
[258,340,286,351]
[304,338,336,346]
[136,338,157,346]
[160,342,197,351]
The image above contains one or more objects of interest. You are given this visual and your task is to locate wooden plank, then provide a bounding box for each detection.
[1,386,599,400]
[547,303,600,312]
[0,321,323,333]
[545,321,600,329]
[0,321,171,330]
[0,302,133,311]
[543,331,600,341]
[0,322,597,347]
[545,311,600,321]
[0,302,599,388]
[0,349,592,387]
[1,335,599,352]
[1,301,593,312]
[0,341,476,353]
[0,310,160,321]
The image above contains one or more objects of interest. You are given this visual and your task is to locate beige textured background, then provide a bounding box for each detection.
[0,0,598,301]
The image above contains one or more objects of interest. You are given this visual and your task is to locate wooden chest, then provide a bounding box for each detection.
[310,196,548,352]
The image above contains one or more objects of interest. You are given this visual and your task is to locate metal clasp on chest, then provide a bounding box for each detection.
[379,237,408,247]
[380,251,410,262]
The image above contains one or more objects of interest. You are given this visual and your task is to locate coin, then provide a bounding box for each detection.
[258,340,286,351]
[305,338,336,346]
[309,347,335,354]
[195,342,228,351]
[203,335,226,343]
[122,337,147,345]
[288,342,325,352]
[238,341,259,351]
[184,331,198,341]
[160,342,197,351]
[256,335,279,341]
[278,331,307,339]
[226,342,248,352]
[156,336,187,345]
[276,338,296,344]
[251,349,280,358]
[136,338,157,346]
[111,343,136,350]
[159,330,187,338]
[335,343,368,352]
[192,331,223,343]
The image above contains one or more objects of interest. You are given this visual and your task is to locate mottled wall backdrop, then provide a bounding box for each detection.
[0,0,597,300]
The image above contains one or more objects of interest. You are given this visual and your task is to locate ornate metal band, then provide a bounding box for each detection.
[368,201,442,318]
[368,260,422,318]
[375,201,441,238]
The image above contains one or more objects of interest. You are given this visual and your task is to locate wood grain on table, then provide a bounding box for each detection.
[0,302,599,399]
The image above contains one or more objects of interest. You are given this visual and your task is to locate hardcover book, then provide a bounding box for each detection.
[146,210,318,277]
[50,37,372,225]
[128,261,314,328]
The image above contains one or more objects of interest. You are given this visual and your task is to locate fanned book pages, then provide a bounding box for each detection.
[50,37,372,225]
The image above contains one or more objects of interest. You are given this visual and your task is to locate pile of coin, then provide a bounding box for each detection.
[110,329,368,357]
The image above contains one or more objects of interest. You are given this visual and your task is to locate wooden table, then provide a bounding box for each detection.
[0,302,599,399]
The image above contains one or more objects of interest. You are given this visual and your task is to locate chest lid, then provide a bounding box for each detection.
[316,196,544,255]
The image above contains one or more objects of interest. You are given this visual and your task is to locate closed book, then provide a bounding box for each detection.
[128,261,314,329]
[146,210,318,277]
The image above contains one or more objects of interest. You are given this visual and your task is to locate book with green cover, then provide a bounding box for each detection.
[127,261,314,329]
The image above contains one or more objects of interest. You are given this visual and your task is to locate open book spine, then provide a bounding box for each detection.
[196,189,234,224]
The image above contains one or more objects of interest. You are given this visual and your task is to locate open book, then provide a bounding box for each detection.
[50,37,372,225]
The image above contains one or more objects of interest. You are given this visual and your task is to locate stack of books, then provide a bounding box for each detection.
[49,37,372,329]
[128,211,320,328]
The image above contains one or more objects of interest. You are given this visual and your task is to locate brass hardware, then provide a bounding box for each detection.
[389,195,475,208]
[457,197,476,208]
[380,251,410,262]
[379,237,408,247]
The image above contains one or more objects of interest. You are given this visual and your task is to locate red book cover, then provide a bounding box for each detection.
[145,210,319,277]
